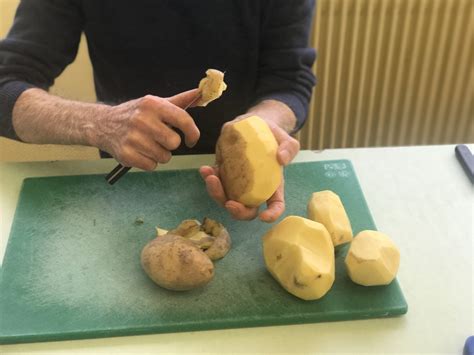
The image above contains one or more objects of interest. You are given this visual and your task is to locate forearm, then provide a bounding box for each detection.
[12,88,108,147]
[246,99,297,134]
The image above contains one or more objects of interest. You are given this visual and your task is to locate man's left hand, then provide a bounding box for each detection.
[200,115,300,223]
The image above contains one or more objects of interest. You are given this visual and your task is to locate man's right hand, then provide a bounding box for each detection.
[12,87,201,170]
[97,89,201,171]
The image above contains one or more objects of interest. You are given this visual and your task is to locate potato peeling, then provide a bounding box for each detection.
[195,69,227,106]
[167,217,231,260]
[155,227,168,237]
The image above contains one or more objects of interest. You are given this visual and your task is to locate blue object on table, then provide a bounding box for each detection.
[464,336,474,355]
[455,145,474,184]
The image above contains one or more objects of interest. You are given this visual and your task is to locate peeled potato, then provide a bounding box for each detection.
[307,190,353,246]
[216,115,282,207]
[345,230,400,286]
[263,216,335,300]
[196,69,227,106]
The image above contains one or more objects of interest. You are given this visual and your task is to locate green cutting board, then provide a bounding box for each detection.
[0,160,407,344]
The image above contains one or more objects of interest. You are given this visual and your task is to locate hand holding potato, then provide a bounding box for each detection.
[200,115,300,223]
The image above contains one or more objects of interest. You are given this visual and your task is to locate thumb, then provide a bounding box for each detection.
[166,88,201,109]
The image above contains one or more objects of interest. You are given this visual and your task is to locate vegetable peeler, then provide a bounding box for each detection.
[105,93,201,185]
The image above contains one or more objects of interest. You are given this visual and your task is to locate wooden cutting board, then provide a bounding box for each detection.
[0,160,407,344]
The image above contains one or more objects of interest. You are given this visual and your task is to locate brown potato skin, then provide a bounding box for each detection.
[205,229,231,260]
[141,234,214,291]
[201,218,232,260]
[215,124,251,203]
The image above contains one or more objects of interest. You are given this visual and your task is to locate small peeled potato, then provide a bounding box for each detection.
[196,69,227,106]
[263,216,335,300]
[307,190,353,247]
[345,230,400,286]
[141,234,214,291]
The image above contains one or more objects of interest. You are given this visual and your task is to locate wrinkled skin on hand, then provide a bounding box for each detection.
[99,89,201,171]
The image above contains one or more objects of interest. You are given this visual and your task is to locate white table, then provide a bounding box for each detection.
[1,146,473,354]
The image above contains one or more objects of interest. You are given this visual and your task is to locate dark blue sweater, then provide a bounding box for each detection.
[0,0,316,154]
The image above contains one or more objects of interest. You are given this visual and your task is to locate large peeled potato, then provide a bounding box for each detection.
[196,69,227,106]
[307,190,353,247]
[263,216,335,300]
[345,230,400,286]
[216,115,282,207]
[141,234,214,291]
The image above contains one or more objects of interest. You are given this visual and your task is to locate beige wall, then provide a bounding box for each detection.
[0,0,98,161]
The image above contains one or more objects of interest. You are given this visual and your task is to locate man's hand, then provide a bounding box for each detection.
[200,105,300,223]
[96,89,201,171]
[13,88,201,171]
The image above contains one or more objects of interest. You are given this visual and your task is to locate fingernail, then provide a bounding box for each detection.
[260,211,272,222]
[226,205,237,214]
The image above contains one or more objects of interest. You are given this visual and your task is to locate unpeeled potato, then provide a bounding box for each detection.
[141,234,214,291]
[142,218,231,291]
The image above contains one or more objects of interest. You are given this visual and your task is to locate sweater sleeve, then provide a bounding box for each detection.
[254,0,316,132]
[0,0,83,140]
